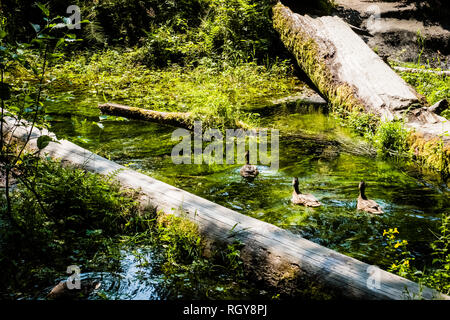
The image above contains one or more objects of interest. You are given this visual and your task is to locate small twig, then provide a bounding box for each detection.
[392,66,450,77]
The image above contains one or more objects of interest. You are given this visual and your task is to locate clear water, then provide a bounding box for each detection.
[45,94,449,297]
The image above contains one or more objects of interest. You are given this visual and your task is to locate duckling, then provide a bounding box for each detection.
[240,151,259,178]
[291,177,321,207]
[357,181,383,214]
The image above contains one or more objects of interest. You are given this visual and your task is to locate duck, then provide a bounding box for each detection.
[240,151,259,179]
[291,177,321,207]
[357,181,383,214]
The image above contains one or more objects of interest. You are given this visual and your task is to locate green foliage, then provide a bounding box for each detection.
[196,0,276,62]
[84,0,207,46]
[1,2,82,227]
[49,49,300,129]
[135,0,278,67]
[154,214,250,298]
[373,120,409,157]
[391,59,450,119]
[334,108,379,140]
[383,215,450,296]
[0,159,140,297]
[0,158,258,299]
[396,65,449,108]
[333,108,410,159]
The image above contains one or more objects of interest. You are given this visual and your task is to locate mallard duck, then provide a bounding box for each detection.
[357,181,383,214]
[291,177,321,207]
[240,151,259,178]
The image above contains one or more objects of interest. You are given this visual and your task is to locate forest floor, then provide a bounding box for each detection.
[333,0,450,68]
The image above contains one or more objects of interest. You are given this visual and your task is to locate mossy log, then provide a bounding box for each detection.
[272,3,424,119]
[5,114,450,300]
[98,103,253,130]
[272,3,450,174]
[99,103,193,129]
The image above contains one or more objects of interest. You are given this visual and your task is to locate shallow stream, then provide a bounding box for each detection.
[45,94,450,298]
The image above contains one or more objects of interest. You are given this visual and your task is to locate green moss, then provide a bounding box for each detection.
[408,132,450,177]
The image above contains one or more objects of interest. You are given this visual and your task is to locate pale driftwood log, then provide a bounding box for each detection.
[272,3,450,147]
[393,66,450,77]
[99,103,193,129]
[4,115,449,300]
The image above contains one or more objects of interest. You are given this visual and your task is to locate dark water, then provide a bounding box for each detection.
[45,94,449,298]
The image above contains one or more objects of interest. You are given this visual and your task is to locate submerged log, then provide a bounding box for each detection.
[5,115,449,300]
[47,279,101,299]
[99,103,193,129]
[98,103,253,130]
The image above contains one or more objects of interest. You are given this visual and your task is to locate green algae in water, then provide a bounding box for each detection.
[46,95,449,271]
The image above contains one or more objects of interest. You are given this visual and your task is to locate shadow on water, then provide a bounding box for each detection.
[45,95,450,297]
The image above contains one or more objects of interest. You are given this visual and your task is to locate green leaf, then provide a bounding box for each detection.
[37,135,53,150]
[55,38,65,49]
[92,121,104,129]
[36,3,49,17]
[30,23,41,33]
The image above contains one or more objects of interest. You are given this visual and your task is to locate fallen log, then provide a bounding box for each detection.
[270,92,326,106]
[4,115,449,300]
[99,103,193,129]
[272,3,425,119]
[272,3,450,174]
[98,103,254,130]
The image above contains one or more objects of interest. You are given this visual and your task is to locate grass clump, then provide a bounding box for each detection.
[0,159,140,298]
[390,60,450,119]
[373,120,409,157]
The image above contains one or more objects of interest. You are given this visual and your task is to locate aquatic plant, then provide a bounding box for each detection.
[383,214,450,296]
[373,120,409,158]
